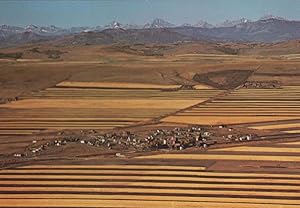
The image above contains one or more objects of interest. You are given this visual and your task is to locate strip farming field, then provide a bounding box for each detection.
[162,86,300,125]
[0,82,223,136]
[0,137,300,208]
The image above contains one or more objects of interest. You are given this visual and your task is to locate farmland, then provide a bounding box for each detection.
[1,40,300,207]
[2,137,300,208]
[0,81,223,136]
[163,85,300,125]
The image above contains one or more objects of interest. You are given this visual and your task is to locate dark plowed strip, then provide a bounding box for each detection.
[1,173,299,180]
[0,134,37,136]
[0,178,299,186]
[0,191,299,200]
[1,184,300,193]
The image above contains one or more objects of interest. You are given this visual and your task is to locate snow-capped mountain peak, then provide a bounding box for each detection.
[105,21,123,29]
[259,14,286,21]
[194,20,214,28]
[217,18,251,27]
[25,24,39,31]
[144,18,175,28]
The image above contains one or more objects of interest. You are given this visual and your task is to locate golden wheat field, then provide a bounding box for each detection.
[56,81,181,89]
[0,81,224,135]
[162,86,300,125]
[2,136,300,208]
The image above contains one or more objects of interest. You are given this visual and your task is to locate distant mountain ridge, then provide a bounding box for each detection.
[2,15,300,47]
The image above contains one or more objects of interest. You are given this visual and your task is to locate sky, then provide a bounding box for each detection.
[1,0,300,27]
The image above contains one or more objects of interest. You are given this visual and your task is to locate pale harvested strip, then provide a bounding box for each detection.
[35,92,222,97]
[1,195,300,206]
[0,121,135,125]
[137,153,300,162]
[179,113,300,115]
[0,118,143,121]
[282,130,300,133]
[233,91,300,93]
[281,141,300,145]
[1,199,300,208]
[162,116,295,125]
[179,110,300,113]
[1,181,300,191]
[203,105,300,108]
[204,103,300,105]
[183,109,300,111]
[17,165,206,171]
[224,93,300,95]
[0,116,152,119]
[0,109,167,117]
[186,110,300,112]
[251,123,300,130]
[223,88,300,91]
[194,105,300,108]
[1,175,300,185]
[1,99,200,109]
[225,94,300,97]
[210,100,300,103]
[26,96,212,100]
[211,146,300,153]
[31,90,218,95]
[186,108,300,111]
[3,170,300,179]
[56,81,181,89]
[212,99,300,104]
[176,53,238,57]
[220,98,300,101]
[219,99,300,101]
[2,187,300,198]
[228,91,300,93]
[193,84,214,89]
[227,96,300,98]
[177,113,300,116]
[212,100,300,103]
[40,88,222,94]
[45,87,222,92]
[203,103,300,106]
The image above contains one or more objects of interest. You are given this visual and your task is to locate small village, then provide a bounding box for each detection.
[11,125,259,158]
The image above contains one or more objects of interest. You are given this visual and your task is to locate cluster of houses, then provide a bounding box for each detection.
[85,127,216,151]
[12,125,257,158]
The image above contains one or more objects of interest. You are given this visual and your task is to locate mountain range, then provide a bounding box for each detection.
[1,16,300,47]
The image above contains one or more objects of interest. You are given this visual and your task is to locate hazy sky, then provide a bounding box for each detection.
[1,0,300,27]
